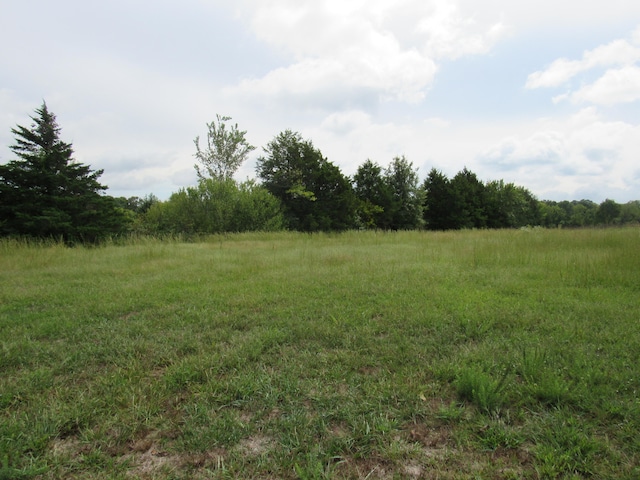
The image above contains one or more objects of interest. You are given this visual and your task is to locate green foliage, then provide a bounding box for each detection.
[256,130,356,231]
[539,198,634,227]
[423,168,458,230]
[423,167,540,230]
[450,167,488,229]
[193,114,255,181]
[383,156,423,230]
[352,159,392,229]
[484,180,541,228]
[620,200,640,224]
[596,198,622,225]
[143,178,283,235]
[0,103,127,243]
[352,156,424,230]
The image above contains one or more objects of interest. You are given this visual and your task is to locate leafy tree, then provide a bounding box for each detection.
[596,199,621,225]
[256,130,356,231]
[113,194,159,214]
[352,160,393,229]
[450,167,487,229]
[194,114,255,181]
[620,200,640,224]
[0,102,126,242]
[539,201,567,227]
[423,168,458,230]
[484,180,540,228]
[384,156,423,230]
[567,200,597,227]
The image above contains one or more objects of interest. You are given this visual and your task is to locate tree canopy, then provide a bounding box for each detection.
[0,103,126,242]
[256,130,356,231]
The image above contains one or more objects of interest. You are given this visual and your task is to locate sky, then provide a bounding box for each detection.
[1,0,640,203]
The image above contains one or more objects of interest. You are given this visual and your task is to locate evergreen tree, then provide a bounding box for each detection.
[422,168,458,230]
[450,167,487,229]
[0,102,126,242]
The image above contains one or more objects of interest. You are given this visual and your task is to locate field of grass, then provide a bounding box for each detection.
[1,228,639,479]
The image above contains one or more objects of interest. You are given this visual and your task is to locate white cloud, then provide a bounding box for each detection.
[526,26,640,107]
[478,108,640,200]
[416,0,507,59]
[320,110,372,135]
[480,131,566,167]
[526,38,640,89]
[569,66,640,105]
[230,0,505,110]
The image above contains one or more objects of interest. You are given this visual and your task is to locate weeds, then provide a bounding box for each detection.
[455,368,509,414]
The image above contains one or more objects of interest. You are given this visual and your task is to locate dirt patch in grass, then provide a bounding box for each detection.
[406,421,451,454]
[123,441,229,478]
[126,448,181,478]
[329,422,350,438]
[333,457,394,479]
[236,434,275,456]
[51,437,91,459]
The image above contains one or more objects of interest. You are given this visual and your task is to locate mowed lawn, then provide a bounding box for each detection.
[1,228,639,479]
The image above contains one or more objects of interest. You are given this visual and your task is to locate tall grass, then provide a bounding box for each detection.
[1,228,639,478]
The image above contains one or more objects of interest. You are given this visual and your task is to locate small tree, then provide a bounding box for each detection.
[0,102,126,242]
[194,115,255,181]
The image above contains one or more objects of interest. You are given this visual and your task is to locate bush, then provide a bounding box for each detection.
[142,178,284,235]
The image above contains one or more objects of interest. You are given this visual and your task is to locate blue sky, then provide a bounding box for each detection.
[1,0,639,202]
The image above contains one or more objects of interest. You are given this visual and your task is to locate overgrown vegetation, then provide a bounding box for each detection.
[1,228,639,478]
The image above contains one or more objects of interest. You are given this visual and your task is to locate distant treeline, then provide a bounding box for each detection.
[122,129,640,235]
[2,105,638,243]
[118,170,639,236]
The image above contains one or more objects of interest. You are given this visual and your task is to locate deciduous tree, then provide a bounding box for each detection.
[353,160,393,229]
[194,115,255,181]
[384,156,423,230]
[256,130,356,231]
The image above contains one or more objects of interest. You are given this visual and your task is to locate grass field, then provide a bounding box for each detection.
[1,228,639,479]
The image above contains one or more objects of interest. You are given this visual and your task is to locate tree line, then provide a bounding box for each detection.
[1,104,638,243]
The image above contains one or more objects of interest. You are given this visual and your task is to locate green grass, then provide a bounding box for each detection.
[1,228,639,478]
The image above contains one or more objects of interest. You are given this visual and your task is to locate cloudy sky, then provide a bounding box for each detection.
[2,0,640,202]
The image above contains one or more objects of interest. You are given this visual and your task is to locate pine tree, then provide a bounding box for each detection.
[0,102,126,242]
